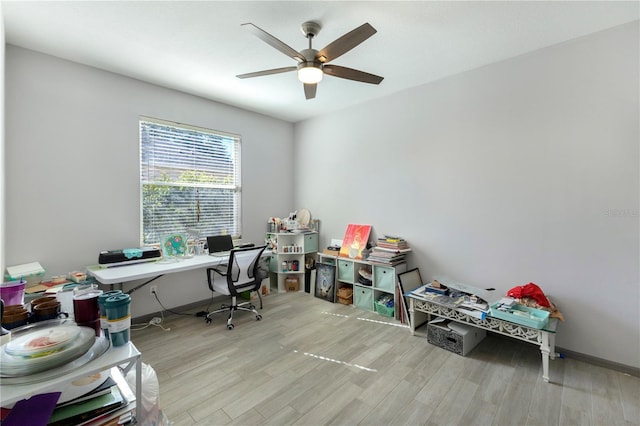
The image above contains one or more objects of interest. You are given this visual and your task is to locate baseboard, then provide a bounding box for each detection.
[556,346,640,377]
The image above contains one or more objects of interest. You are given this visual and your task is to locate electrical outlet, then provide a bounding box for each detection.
[150,285,157,296]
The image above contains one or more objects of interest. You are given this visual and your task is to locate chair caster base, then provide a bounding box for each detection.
[256,314,262,321]
[227,323,234,330]
[205,317,212,324]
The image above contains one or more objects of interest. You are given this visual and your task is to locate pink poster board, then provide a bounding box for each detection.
[339,224,372,259]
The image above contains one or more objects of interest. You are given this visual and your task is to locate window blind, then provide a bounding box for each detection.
[140,117,241,245]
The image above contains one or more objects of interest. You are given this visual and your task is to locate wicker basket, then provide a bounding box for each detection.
[337,287,353,305]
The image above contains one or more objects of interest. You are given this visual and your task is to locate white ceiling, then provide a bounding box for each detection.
[3,1,639,123]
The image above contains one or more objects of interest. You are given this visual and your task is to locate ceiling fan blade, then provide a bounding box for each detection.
[242,23,305,62]
[304,83,317,100]
[236,66,296,79]
[323,65,384,84]
[316,23,377,63]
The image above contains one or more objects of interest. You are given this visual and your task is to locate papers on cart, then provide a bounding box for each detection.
[408,276,499,320]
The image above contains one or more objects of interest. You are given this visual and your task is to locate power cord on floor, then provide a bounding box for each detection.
[151,289,202,317]
[195,291,219,318]
[130,315,171,332]
[130,290,173,331]
[131,287,217,331]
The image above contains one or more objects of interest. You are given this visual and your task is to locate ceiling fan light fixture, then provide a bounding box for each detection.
[297,63,323,84]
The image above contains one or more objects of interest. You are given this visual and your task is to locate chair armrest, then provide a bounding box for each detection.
[207,266,228,276]
[206,267,227,291]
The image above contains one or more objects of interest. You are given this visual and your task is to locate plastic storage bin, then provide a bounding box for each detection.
[374,295,395,318]
[490,302,550,329]
[427,318,486,356]
[0,280,26,306]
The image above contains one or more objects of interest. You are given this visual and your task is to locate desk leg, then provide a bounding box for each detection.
[409,298,416,336]
[541,331,551,383]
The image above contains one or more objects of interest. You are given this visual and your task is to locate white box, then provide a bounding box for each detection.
[427,317,486,356]
[5,262,45,287]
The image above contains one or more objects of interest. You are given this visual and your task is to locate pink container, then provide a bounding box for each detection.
[0,280,26,306]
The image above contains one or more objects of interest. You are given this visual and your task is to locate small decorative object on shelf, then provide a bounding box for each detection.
[267,217,280,233]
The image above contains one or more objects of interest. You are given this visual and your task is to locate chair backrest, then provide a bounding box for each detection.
[225,245,267,296]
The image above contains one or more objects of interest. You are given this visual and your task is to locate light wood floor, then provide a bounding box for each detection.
[131,292,639,426]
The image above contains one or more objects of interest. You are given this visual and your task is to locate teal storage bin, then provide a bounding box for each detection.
[374,300,395,318]
[373,266,395,292]
[490,302,550,329]
[303,233,319,252]
[354,286,373,311]
[337,260,355,283]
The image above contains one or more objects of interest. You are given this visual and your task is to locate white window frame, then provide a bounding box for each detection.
[139,116,241,245]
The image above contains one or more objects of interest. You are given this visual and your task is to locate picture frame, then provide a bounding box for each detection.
[397,268,424,324]
[161,233,187,258]
[314,263,336,303]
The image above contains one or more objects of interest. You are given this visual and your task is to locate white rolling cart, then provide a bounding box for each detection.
[1,341,142,423]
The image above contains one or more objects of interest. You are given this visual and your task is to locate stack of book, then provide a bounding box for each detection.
[375,236,410,251]
[367,236,412,265]
[48,367,136,426]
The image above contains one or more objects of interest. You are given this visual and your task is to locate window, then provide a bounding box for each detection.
[140,117,241,245]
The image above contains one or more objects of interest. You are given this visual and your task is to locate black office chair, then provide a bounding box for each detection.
[205,245,267,330]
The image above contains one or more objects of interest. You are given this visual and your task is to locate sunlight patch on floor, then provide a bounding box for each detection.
[293,350,378,372]
[356,317,409,328]
[321,311,409,329]
[321,311,350,318]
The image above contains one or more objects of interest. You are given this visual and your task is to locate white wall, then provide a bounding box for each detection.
[5,46,294,318]
[294,22,639,368]
[1,2,5,278]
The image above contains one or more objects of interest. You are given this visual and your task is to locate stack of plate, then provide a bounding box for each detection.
[0,319,97,377]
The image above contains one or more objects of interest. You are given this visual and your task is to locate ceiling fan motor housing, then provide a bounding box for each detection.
[300,48,320,63]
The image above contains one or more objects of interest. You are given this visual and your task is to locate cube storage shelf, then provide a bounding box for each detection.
[317,253,406,318]
[266,232,318,293]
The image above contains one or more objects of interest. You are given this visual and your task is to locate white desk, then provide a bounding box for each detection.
[87,251,271,294]
[87,255,228,286]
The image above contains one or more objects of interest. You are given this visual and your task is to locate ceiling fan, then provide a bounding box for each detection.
[236,21,384,100]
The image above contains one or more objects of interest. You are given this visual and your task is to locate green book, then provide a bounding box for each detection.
[48,385,124,426]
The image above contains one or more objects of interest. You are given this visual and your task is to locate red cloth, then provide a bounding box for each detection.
[507,282,550,307]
